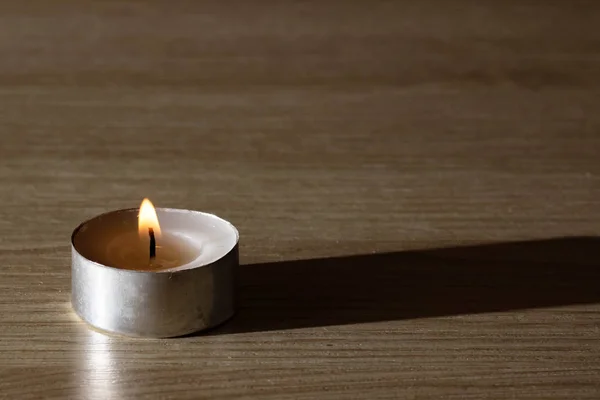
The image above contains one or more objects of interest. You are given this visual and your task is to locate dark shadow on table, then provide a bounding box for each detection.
[209,237,600,334]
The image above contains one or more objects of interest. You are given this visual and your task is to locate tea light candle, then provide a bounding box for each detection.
[71,199,239,338]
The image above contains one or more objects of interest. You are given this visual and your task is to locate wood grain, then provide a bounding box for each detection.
[1,0,600,398]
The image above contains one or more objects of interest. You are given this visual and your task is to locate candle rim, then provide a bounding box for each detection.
[71,207,239,274]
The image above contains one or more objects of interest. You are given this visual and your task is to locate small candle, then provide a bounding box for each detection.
[71,199,239,338]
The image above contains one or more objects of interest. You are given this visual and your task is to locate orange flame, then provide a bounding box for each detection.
[138,198,161,237]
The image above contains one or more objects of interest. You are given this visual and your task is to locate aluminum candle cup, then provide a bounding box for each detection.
[71,207,239,338]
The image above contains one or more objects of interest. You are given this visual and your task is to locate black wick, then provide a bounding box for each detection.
[149,227,156,259]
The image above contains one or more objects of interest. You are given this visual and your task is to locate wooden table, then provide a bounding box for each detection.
[1,1,599,398]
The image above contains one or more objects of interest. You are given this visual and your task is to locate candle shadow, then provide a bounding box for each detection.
[207,236,600,335]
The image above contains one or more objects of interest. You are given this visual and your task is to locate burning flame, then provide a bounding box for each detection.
[138,198,161,237]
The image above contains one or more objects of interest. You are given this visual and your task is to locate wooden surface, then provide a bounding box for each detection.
[1,1,600,398]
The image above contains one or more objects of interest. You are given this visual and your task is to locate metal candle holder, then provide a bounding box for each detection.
[70,208,238,338]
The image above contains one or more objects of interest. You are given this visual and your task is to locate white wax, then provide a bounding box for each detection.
[72,208,238,272]
[105,231,199,271]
